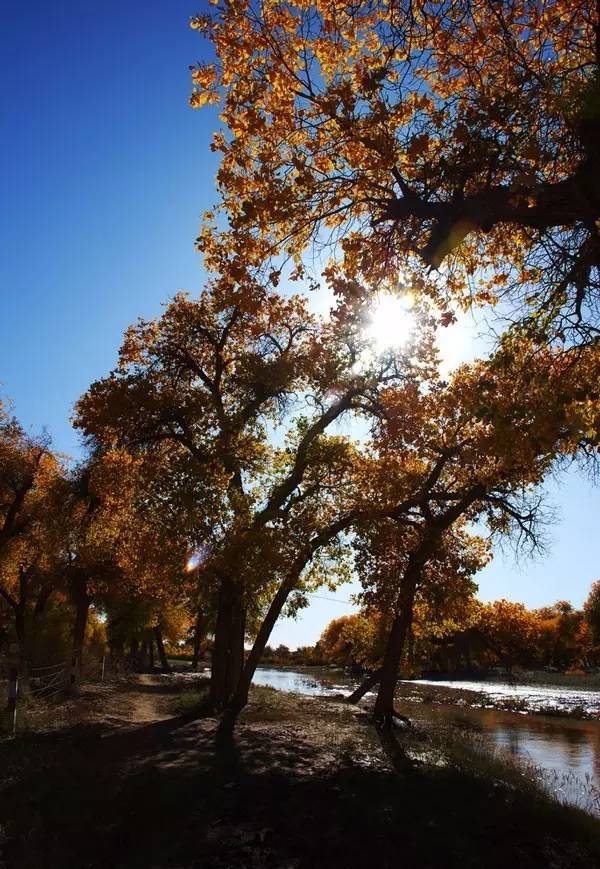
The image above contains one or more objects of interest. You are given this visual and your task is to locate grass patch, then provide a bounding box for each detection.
[168,684,210,716]
[241,684,296,722]
[405,717,600,819]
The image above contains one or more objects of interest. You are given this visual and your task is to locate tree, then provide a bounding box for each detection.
[61,451,138,670]
[75,275,435,710]
[319,613,388,669]
[190,1,600,343]
[0,404,67,679]
[0,405,140,680]
[76,282,316,702]
[228,337,600,723]
[533,600,584,669]
[344,340,600,723]
[583,579,600,644]
[476,600,539,672]
[349,518,488,686]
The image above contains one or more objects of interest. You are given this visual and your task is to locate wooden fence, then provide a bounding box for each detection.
[1,649,106,734]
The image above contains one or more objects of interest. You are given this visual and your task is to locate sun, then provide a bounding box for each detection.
[365,293,415,352]
[362,290,480,374]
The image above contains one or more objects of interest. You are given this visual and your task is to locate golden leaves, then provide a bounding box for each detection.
[190,63,217,89]
[188,58,221,108]
[187,0,598,336]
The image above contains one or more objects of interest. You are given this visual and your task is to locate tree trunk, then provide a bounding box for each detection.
[130,636,143,671]
[406,624,415,667]
[109,635,125,673]
[210,576,245,710]
[372,608,413,727]
[191,608,205,670]
[221,517,365,723]
[71,576,90,676]
[465,643,472,672]
[107,612,124,664]
[33,584,55,620]
[140,639,149,670]
[14,606,29,688]
[224,533,346,722]
[154,625,171,672]
[112,637,125,658]
[226,577,293,719]
[346,667,383,704]
[373,560,420,728]
[148,634,155,670]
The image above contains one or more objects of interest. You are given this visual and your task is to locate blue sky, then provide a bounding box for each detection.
[1,0,216,454]
[2,1,599,648]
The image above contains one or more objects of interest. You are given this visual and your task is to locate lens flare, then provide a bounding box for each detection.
[185,544,211,572]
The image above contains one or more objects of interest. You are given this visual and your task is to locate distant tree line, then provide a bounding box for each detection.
[316,584,600,677]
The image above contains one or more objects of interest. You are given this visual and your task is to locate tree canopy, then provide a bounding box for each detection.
[190,0,600,342]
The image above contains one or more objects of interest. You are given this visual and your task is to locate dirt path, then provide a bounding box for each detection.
[123,672,174,724]
[86,672,176,730]
[21,672,178,734]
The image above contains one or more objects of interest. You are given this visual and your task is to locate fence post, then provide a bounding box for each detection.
[69,652,81,695]
[100,654,106,682]
[6,666,18,734]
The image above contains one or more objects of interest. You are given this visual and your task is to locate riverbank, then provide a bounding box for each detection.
[2,676,599,868]
[249,663,600,719]
[397,678,600,719]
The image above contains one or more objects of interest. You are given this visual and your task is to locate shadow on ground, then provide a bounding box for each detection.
[1,695,598,869]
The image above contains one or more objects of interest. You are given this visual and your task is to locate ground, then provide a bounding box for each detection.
[0,674,599,869]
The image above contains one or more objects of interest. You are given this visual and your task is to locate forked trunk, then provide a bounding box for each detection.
[225,536,341,723]
[210,576,245,710]
[226,578,292,719]
[222,519,360,723]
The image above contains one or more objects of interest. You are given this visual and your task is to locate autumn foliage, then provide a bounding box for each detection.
[190,0,600,343]
[2,2,600,731]
[319,595,600,675]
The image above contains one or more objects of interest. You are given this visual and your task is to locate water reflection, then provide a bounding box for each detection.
[406,702,599,789]
[252,667,334,695]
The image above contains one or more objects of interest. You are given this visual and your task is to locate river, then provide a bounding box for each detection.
[252,666,600,813]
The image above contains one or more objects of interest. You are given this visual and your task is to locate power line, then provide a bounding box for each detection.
[306,592,355,605]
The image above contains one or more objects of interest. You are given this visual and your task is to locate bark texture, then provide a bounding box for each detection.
[210,576,245,710]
